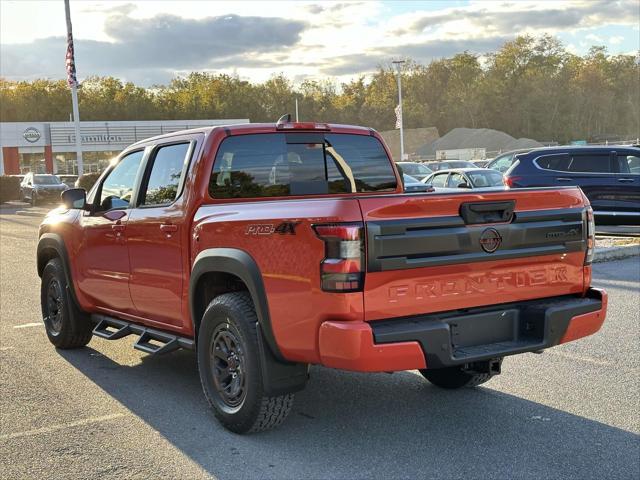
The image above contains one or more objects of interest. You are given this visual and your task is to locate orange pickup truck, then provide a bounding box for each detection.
[37,119,607,433]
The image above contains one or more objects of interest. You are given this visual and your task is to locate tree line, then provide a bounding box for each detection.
[1,35,638,144]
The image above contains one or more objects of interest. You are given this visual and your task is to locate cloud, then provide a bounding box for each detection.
[321,36,511,75]
[586,33,604,43]
[1,1,637,85]
[394,0,639,35]
[79,3,137,16]
[305,2,365,14]
[0,12,307,84]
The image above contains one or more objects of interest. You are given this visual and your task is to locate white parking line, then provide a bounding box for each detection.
[12,322,43,329]
[0,413,128,441]
[549,350,614,367]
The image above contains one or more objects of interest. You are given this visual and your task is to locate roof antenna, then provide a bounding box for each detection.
[276,113,291,126]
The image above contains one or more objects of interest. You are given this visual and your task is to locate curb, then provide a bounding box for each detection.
[594,244,640,263]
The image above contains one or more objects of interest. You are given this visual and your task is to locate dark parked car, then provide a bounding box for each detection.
[396,162,433,181]
[504,146,640,224]
[486,149,534,173]
[424,168,506,191]
[429,160,477,171]
[403,174,432,193]
[20,173,67,205]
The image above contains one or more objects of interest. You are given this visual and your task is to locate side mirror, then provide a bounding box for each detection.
[457,182,471,189]
[61,188,87,209]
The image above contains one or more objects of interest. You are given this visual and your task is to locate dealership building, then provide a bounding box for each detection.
[0,119,248,176]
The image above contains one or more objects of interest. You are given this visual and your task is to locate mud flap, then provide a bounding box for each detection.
[256,323,308,396]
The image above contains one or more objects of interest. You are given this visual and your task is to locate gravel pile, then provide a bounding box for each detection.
[417,127,543,156]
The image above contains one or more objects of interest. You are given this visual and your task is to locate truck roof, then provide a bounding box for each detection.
[129,122,376,148]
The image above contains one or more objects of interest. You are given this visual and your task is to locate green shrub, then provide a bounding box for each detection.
[0,176,21,203]
[76,172,101,191]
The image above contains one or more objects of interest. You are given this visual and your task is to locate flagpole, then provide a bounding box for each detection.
[64,0,83,175]
[392,60,405,161]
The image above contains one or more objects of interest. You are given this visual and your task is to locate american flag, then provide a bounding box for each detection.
[65,32,77,88]
[395,104,402,129]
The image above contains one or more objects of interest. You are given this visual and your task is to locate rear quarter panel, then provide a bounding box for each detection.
[192,198,364,364]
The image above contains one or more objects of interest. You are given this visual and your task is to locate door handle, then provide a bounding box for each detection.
[160,223,178,233]
[556,177,572,182]
[618,178,634,183]
[112,224,126,233]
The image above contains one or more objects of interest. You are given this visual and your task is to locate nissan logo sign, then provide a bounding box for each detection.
[23,127,41,143]
[479,228,502,253]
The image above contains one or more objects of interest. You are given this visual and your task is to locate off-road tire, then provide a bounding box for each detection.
[40,258,93,348]
[420,366,492,389]
[197,292,294,434]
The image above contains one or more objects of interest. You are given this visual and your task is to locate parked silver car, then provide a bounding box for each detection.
[424,168,506,191]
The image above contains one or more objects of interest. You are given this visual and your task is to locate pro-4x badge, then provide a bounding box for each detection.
[245,222,300,236]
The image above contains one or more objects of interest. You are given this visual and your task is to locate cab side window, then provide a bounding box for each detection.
[98,150,144,211]
[431,173,448,187]
[141,143,191,206]
[448,173,465,188]
[536,154,570,171]
[566,154,612,173]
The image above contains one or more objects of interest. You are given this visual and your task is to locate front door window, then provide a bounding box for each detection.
[98,151,144,211]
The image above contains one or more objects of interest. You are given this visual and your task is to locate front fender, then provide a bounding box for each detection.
[37,233,81,307]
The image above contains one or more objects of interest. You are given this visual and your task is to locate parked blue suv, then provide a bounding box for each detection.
[504,146,640,224]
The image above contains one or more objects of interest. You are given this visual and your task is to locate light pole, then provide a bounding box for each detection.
[392,60,405,161]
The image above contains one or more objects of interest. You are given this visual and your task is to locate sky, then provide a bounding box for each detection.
[1,0,638,86]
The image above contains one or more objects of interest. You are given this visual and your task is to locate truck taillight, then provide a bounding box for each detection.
[503,175,522,188]
[276,122,330,131]
[584,206,595,265]
[313,223,364,292]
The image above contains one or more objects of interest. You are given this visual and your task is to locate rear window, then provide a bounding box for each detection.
[490,153,515,172]
[34,175,61,185]
[209,133,397,198]
[468,170,504,187]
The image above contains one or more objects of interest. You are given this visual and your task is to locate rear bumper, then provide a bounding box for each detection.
[318,288,607,372]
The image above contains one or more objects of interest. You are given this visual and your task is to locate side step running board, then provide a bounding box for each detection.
[92,314,194,355]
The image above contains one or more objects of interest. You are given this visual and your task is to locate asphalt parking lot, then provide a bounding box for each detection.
[1,209,639,480]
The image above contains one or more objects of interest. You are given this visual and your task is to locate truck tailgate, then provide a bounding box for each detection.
[358,188,588,321]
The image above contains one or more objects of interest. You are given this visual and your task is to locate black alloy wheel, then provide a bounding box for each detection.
[210,324,247,410]
[45,277,64,334]
[40,258,93,349]
[197,292,296,433]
